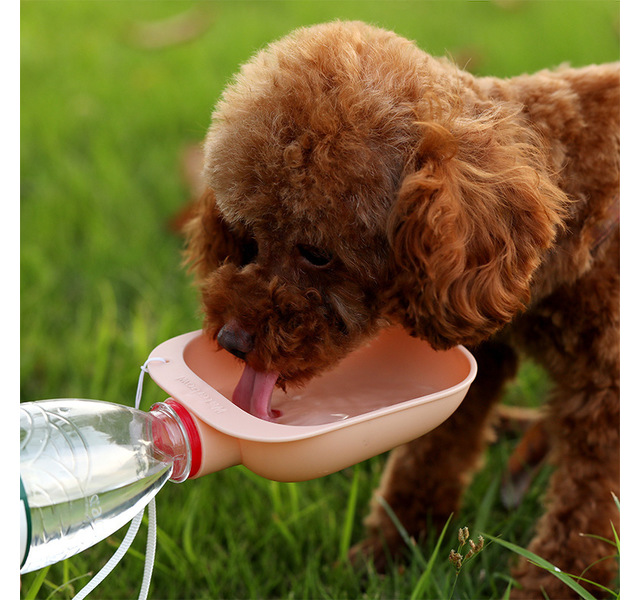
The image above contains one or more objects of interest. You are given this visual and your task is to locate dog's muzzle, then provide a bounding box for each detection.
[217,320,254,360]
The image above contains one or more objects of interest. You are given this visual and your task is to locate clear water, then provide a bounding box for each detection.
[272,380,439,426]
[20,400,173,573]
[23,469,171,572]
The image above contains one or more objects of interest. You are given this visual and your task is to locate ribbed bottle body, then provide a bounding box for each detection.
[20,399,176,573]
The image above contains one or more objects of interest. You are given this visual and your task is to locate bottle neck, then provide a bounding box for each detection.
[150,400,202,482]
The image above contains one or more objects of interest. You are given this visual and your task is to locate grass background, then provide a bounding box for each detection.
[20,1,620,598]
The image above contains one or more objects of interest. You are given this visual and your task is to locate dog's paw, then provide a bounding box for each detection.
[509,562,572,600]
[348,530,411,574]
[348,537,388,573]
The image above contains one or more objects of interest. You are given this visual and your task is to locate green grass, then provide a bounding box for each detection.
[21,1,619,598]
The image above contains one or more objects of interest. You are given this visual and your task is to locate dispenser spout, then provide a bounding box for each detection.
[151,399,242,480]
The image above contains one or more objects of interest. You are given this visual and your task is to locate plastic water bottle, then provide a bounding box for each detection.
[20,398,194,574]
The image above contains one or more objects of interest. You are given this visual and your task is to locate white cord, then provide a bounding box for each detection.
[135,357,167,410]
[72,510,144,600]
[73,357,167,600]
[138,497,157,600]
[134,358,165,600]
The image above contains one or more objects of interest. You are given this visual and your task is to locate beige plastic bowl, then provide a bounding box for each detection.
[147,327,477,482]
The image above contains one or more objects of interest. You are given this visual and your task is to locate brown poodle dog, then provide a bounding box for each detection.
[185,21,619,598]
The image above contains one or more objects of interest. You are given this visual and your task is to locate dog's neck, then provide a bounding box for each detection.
[475,63,619,208]
[473,63,620,298]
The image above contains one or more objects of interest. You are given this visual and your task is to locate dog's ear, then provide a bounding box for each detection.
[386,117,568,349]
[183,187,248,279]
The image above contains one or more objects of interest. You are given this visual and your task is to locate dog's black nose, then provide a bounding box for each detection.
[217,321,254,360]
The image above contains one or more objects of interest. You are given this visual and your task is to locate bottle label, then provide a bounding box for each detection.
[20,477,31,568]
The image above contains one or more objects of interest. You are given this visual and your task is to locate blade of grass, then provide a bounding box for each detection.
[272,512,298,552]
[44,574,94,600]
[501,579,514,599]
[610,521,620,555]
[153,520,191,579]
[339,464,360,562]
[286,481,300,515]
[410,513,453,600]
[62,559,69,592]
[610,492,620,512]
[181,486,203,566]
[578,531,618,549]
[575,556,620,593]
[473,474,500,535]
[269,480,283,514]
[23,565,50,600]
[377,495,427,569]
[484,534,597,600]
[89,281,118,399]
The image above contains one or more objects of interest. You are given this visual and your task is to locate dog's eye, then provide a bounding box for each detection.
[239,237,258,267]
[297,244,332,267]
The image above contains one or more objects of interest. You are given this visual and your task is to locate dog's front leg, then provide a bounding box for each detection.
[509,246,620,599]
[510,383,619,600]
[351,340,518,570]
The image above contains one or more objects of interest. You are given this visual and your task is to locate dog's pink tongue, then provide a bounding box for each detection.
[233,364,280,421]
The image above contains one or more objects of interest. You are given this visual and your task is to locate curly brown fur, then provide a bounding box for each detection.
[185,21,619,598]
